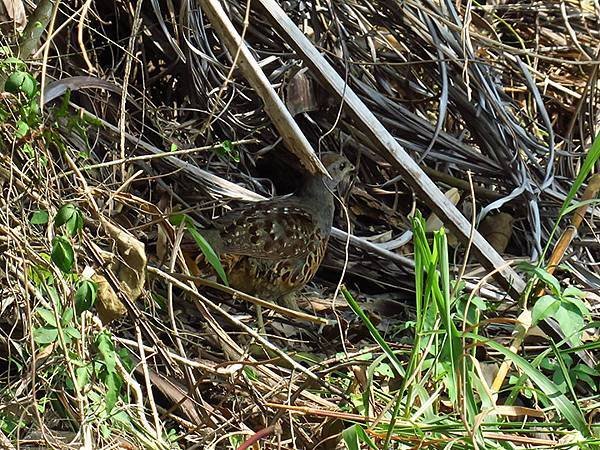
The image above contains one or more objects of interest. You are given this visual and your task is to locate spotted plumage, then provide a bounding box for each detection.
[192,153,354,302]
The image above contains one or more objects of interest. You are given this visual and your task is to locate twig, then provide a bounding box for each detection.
[170,272,330,325]
[198,0,327,176]
[148,266,346,397]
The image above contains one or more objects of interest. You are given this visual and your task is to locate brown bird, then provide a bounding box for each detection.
[190,152,354,307]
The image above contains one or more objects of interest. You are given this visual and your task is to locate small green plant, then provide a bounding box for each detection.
[523,264,591,346]
[342,424,378,450]
[341,211,594,448]
[1,55,40,142]
[0,52,175,450]
[33,300,81,346]
[5,70,38,99]
[0,412,26,437]
[30,208,49,225]
[51,235,74,273]
[55,203,84,237]
[215,139,240,162]
[49,203,84,274]
[75,278,98,314]
[95,330,126,413]
[540,352,600,393]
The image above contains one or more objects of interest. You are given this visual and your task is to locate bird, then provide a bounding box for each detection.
[187,152,354,307]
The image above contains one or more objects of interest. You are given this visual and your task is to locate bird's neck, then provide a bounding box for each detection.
[298,175,335,232]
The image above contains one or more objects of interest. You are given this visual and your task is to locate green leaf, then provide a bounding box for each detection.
[15,120,29,138]
[110,409,133,428]
[62,307,74,325]
[354,425,378,449]
[342,424,377,450]
[65,326,81,340]
[168,213,185,226]
[563,286,586,299]
[33,326,58,344]
[243,366,258,381]
[341,425,359,450]
[563,296,590,318]
[117,348,134,373]
[554,303,585,346]
[75,279,98,314]
[30,209,49,225]
[532,267,562,297]
[552,368,568,393]
[29,265,53,286]
[228,435,244,449]
[572,365,599,391]
[469,333,590,437]
[26,98,40,118]
[169,143,178,152]
[4,70,37,98]
[21,143,35,158]
[96,331,116,373]
[51,236,74,273]
[54,204,83,236]
[75,364,91,391]
[573,372,596,392]
[99,424,110,439]
[457,295,486,326]
[1,55,25,66]
[531,295,560,325]
[186,222,229,286]
[217,140,240,162]
[37,307,57,327]
[373,362,394,378]
[470,295,488,311]
[45,285,61,307]
[104,371,121,413]
[561,198,600,216]
[573,364,600,377]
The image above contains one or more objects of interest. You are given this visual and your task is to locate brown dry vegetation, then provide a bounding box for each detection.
[0,0,599,449]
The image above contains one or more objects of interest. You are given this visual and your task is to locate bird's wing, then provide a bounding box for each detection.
[213,201,322,260]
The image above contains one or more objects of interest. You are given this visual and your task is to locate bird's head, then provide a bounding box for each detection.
[320,152,355,189]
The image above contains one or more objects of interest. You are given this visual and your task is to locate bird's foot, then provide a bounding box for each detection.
[279,293,300,311]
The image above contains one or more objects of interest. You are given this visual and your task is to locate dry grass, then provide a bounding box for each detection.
[0,0,599,448]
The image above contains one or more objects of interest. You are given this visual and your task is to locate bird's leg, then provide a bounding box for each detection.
[279,293,299,310]
[256,295,298,334]
[255,304,265,335]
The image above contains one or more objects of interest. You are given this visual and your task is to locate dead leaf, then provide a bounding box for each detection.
[425,188,460,232]
[156,223,168,263]
[285,69,318,116]
[1,0,26,31]
[93,274,126,324]
[101,218,147,302]
[478,212,514,253]
[478,362,499,388]
[352,365,368,392]
[425,188,460,246]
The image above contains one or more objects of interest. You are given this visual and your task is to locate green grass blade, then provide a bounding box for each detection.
[559,131,600,218]
[468,333,591,437]
[342,286,404,377]
[186,223,229,286]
